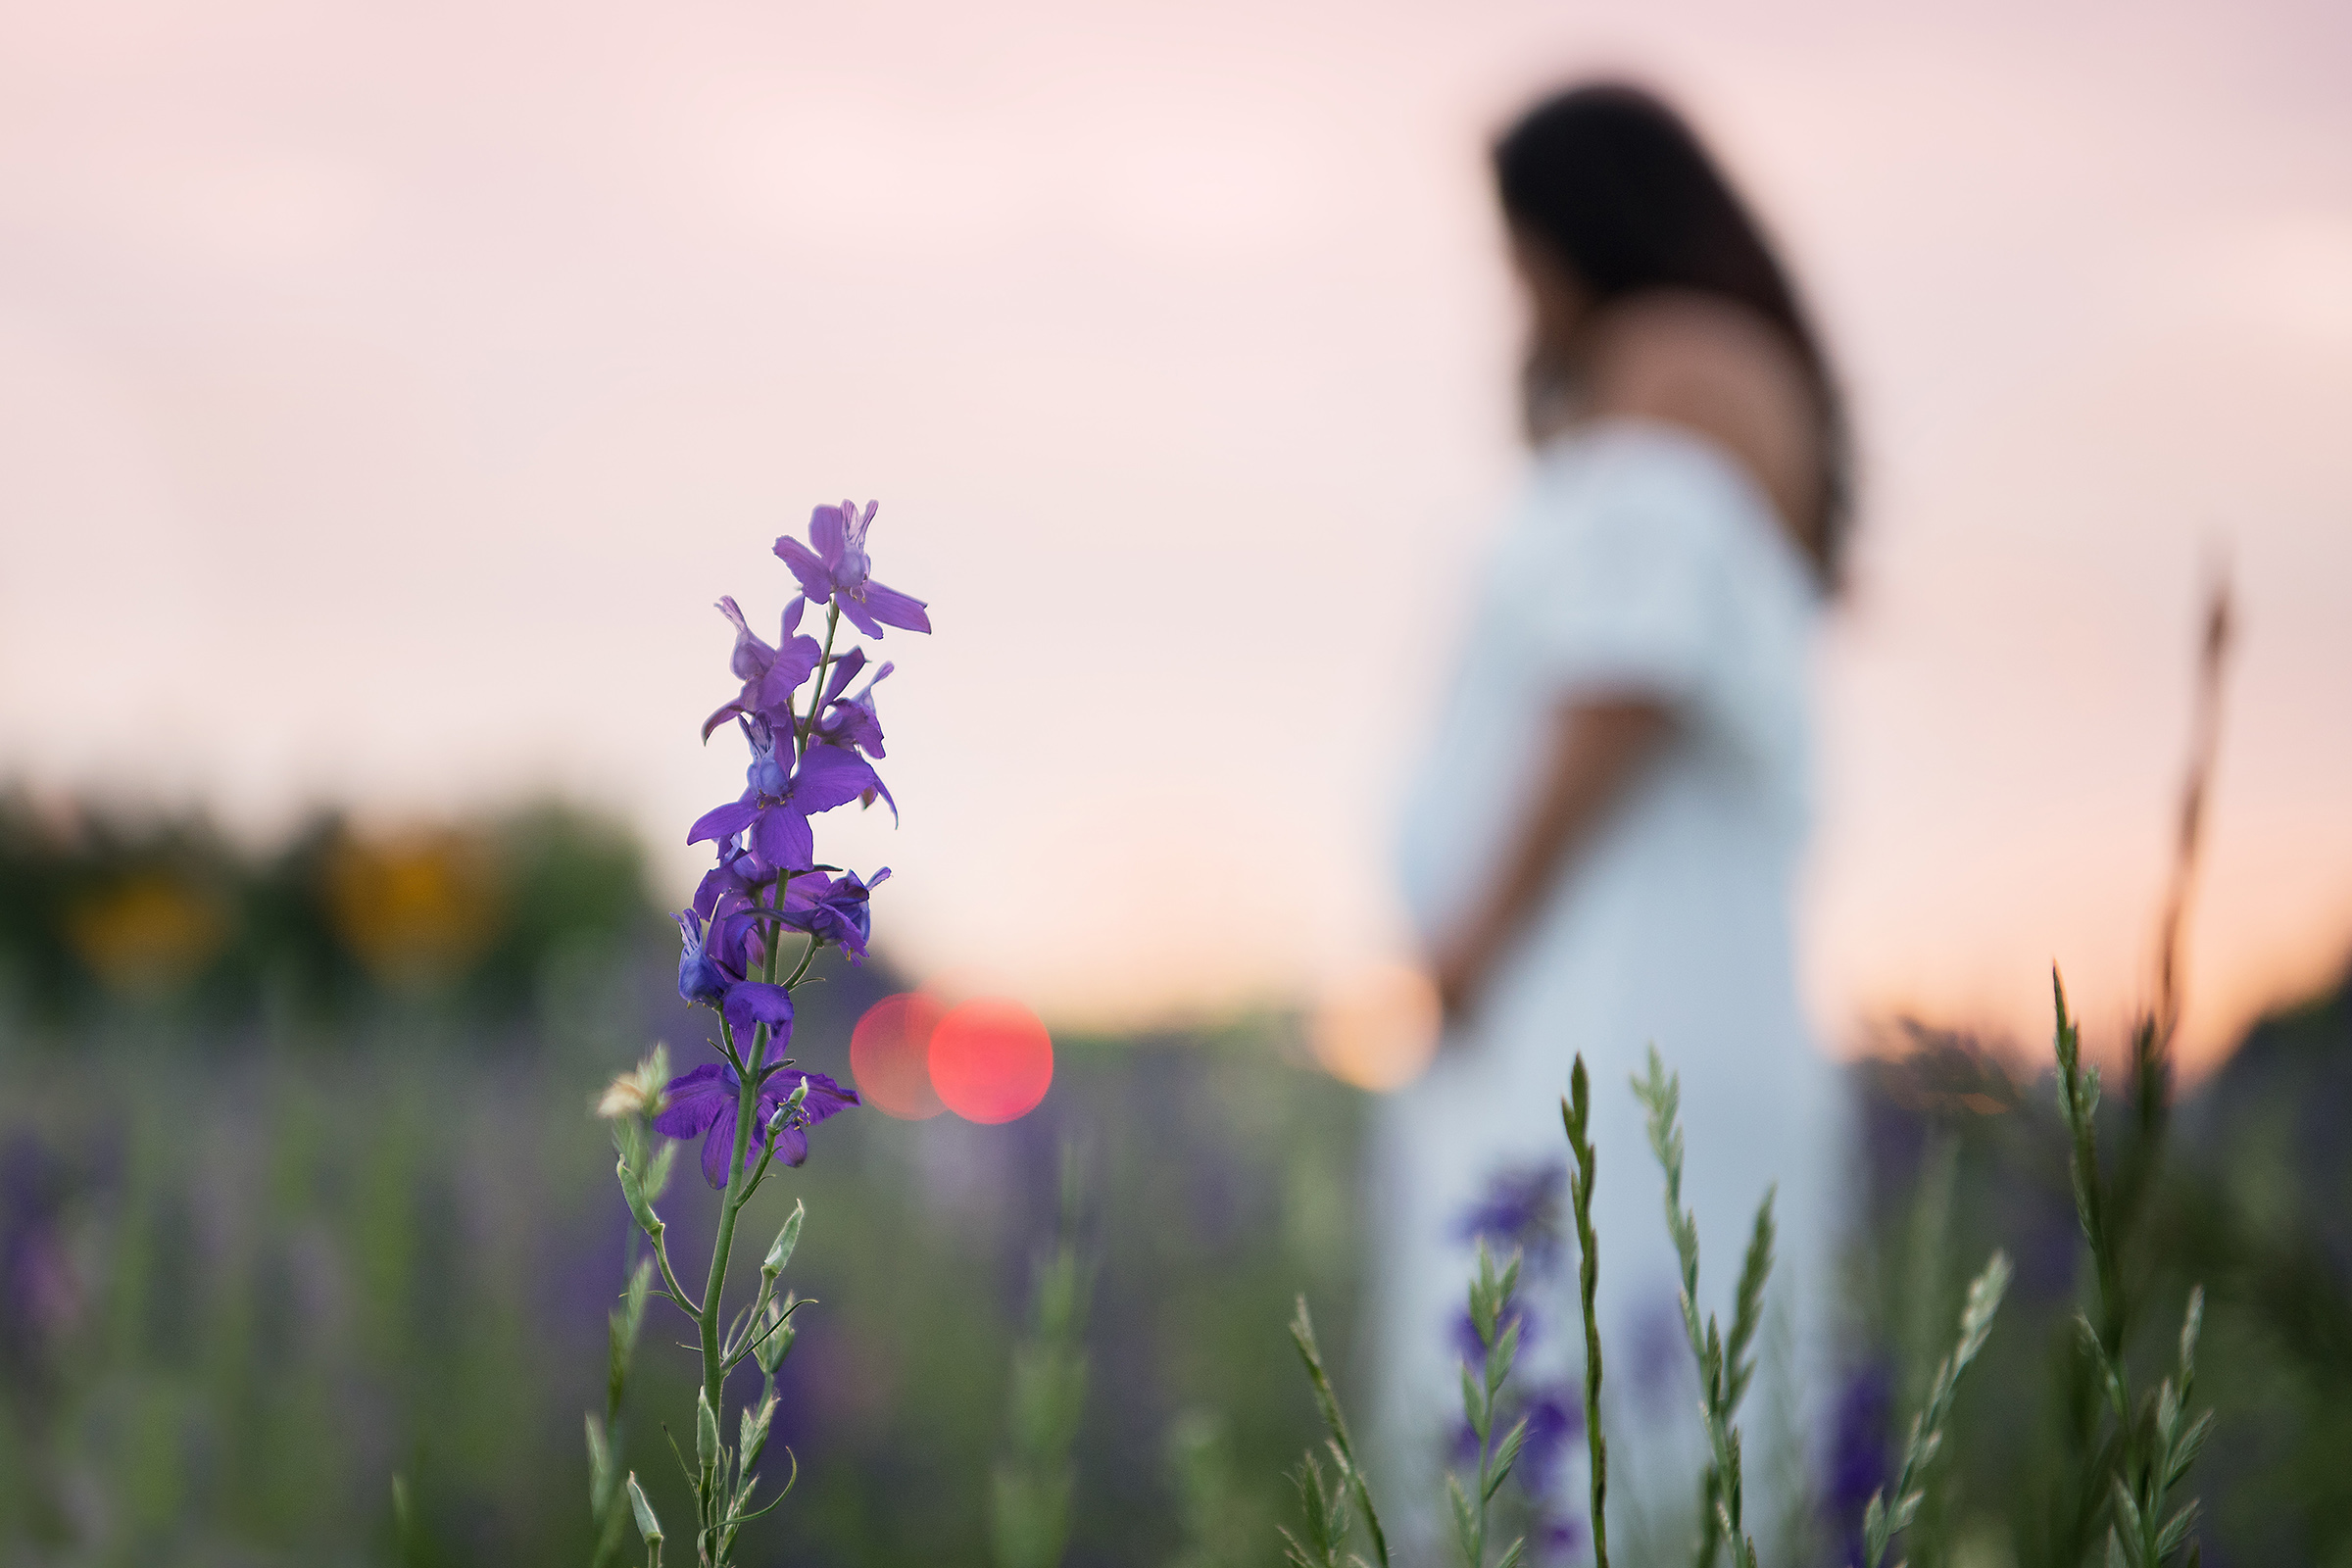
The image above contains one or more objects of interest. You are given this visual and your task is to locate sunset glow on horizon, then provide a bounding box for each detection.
[5,0,2349,1075]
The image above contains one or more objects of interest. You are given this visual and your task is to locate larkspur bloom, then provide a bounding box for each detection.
[777,868,892,962]
[656,1051,859,1188]
[810,649,892,759]
[775,501,932,638]
[1454,1159,1567,1276]
[687,717,881,873]
[701,596,823,740]
[672,907,794,1036]
[692,834,769,936]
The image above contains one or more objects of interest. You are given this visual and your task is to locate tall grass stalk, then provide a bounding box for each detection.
[1633,1047,1773,1568]
[1448,1242,1531,1568]
[2052,977,2211,1568]
[1862,1250,2012,1568]
[1560,1056,1610,1568]
[991,1147,1093,1568]
[1281,1298,1390,1568]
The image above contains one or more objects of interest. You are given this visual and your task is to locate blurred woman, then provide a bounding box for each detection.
[1376,83,1851,1555]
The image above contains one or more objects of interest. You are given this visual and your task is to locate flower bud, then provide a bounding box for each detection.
[615,1156,662,1239]
[756,1294,799,1377]
[760,1200,805,1282]
[696,1386,721,1472]
[626,1473,662,1544]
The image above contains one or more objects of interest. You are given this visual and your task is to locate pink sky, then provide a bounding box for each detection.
[4,0,2348,1072]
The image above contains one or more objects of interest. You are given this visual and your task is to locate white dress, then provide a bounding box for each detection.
[1373,419,1844,1555]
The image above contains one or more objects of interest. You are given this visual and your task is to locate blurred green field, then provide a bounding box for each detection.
[3,794,2349,1567]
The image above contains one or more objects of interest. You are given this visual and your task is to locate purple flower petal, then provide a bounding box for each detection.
[781,596,806,637]
[723,982,796,1040]
[808,503,849,568]
[757,634,823,710]
[715,595,773,682]
[653,1063,732,1139]
[858,580,931,634]
[833,595,885,638]
[751,804,814,870]
[689,799,759,846]
[791,745,879,814]
[700,1103,742,1189]
[783,1068,859,1119]
[769,1121,810,1167]
[861,771,899,825]
[823,647,867,700]
[774,535,834,602]
[700,700,751,742]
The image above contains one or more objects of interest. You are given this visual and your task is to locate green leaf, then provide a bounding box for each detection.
[2156,1499,2200,1560]
[1485,1416,1530,1501]
[1446,1472,1477,1567]
[739,1393,777,1484]
[2110,1477,2145,1554]
[1459,1362,1488,1444]
[2167,1409,2214,1492]
[587,1414,615,1514]
[1862,1491,1889,1567]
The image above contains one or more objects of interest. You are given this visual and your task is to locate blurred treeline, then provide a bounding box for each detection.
[0,788,654,1027]
[3,792,2351,1566]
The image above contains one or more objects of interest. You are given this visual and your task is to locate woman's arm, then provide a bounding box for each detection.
[1432,695,1674,1022]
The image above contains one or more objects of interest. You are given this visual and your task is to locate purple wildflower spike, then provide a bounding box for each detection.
[774,501,932,639]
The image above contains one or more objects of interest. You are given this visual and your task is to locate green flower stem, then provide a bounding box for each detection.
[1561,1057,1610,1568]
[701,1087,759,1407]
[795,605,842,762]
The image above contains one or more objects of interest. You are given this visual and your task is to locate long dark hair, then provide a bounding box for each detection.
[1494,82,1852,586]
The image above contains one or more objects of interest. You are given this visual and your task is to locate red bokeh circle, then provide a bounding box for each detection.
[850,993,948,1120]
[927,998,1054,1124]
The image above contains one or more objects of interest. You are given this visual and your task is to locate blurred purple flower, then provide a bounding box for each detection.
[1515,1382,1585,1490]
[775,501,932,639]
[1628,1292,1690,1396]
[701,595,823,740]
[1451,1301,1539,1366]
[778,868,892,961]
[1824,1357,1896,1567]
[1454,1160,1567,1278]
[2,1138,83,1357]
[688,719,881,873]
[657,1057,859,1188]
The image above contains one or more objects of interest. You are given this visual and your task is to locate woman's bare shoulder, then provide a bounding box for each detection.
[1584,291,1823,542]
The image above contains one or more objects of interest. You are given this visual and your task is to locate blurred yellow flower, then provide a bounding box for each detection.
[66,872,230,995]
[325,828,501,988]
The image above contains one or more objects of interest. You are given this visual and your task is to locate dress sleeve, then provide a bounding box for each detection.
[1492,431,1733,706]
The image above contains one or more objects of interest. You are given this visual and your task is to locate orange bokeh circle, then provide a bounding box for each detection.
[850,993,948,1120]
[927,997,1054,1124]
